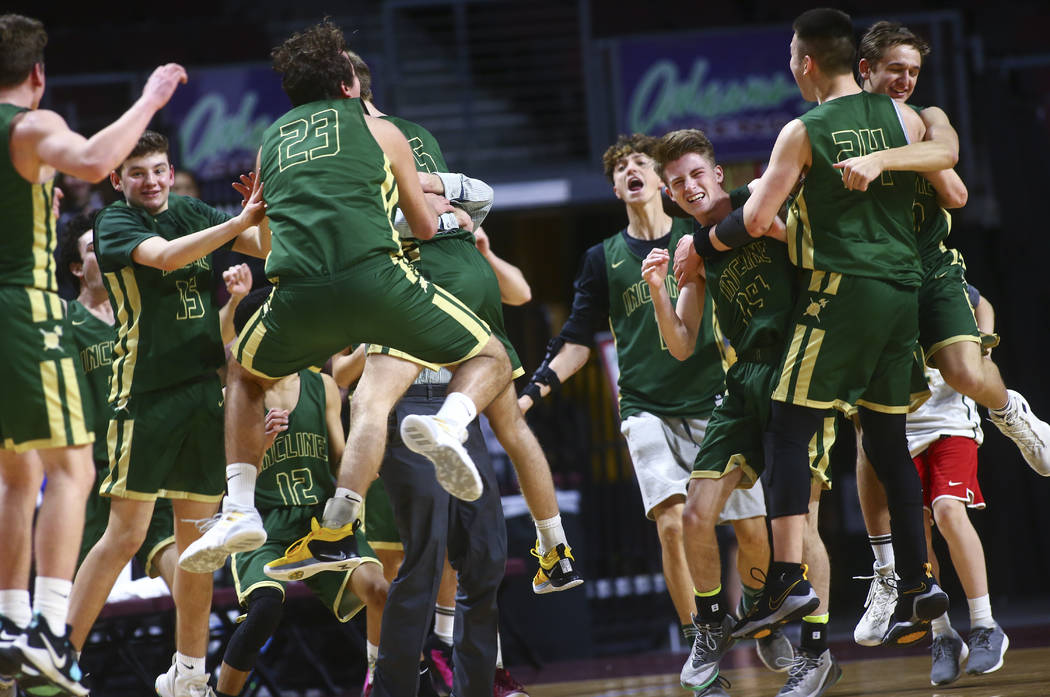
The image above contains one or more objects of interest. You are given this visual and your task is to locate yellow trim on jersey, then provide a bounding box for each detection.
[791,327,824,402]
[143,536,176,578]
[332,556,379,622]
[102,417,133,497]
[60,356,90,445]
[773,324,807,403]
[31,181,55,291]
[106,268,142,408]
[232,552,286,607]
[807,415,836,490]
[925,334,981,365]
[4,357,93,453]
[853,398,912,415]
[788,187,815,269]
[368,541,405,551]
[379,154,400,246]
[806,270,841,295]
[690,452,760,490]
[25,287,62,323]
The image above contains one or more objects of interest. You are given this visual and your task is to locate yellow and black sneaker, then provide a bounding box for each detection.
[263,517,360,582]
[530,542,583,594]
[731,563,819,641]
[882,563,949,646]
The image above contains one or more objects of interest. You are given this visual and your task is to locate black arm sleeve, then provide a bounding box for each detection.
[558,243,609,347]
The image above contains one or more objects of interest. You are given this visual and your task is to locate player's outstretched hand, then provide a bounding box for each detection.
[141,64,188,111]
[236,179,266,228]
[833,153,883,192]
[223,263,253,300]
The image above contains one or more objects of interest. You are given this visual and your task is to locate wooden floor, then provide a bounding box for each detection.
[527,646,1050,697]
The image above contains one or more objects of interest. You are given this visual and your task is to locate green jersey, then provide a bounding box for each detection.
[257,371,335,513]
[606,217,726,418]
[0,104,58,291]
[703,187,798,361]
[788,91,920,286]
[261,98,400,280]
[68,301,116,463]
[907,104,954,267]
[95,195,230,403]
[382,115,448,173]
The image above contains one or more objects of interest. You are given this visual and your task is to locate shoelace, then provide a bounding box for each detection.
[931,634,958,662]
[692,622,724,660]
[184,514,224,534]
[781,651,821,690]
[853,571,897,608]
[994,410,1046,449]
[969,626,995,650]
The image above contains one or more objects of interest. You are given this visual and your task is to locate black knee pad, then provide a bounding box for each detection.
[765,403,825,518]
[223,587,284,672]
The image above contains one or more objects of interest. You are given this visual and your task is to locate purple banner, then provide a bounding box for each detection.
[164,65,289,199]
[616,26,810,162]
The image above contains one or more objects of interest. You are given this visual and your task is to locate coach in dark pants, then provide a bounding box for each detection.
[373,381,507,697]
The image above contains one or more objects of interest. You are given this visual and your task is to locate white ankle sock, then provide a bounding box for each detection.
[434,604,455,646]
[322,488,363,528]
[33,577,71,636]
[0,589,32,628]
[175,651,205,676]
[435,392,477,435]
[931,612,952,637]
[968,594,995,629]
[225,463,257,508]
[868,534,895,572]
[534,515,567,556]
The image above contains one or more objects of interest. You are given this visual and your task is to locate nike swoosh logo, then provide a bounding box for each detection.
[39,630,67,671]
[768,579,803,611]
[0,630,19,642]
[611,260,625,268]
[902,582,928,595]
[72,319,87,326]
[948,480,962,487]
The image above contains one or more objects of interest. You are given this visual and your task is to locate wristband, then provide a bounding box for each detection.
[533,365,562,394]
[520,382,542,403]
[692,225,716,258]
[713,207,752,249]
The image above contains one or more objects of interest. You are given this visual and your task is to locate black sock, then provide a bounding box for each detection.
[769,561,803,586]
[800,618,828,654]
[694,590,727,623]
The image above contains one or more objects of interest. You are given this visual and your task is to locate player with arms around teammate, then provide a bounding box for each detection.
[520,133,770,654]
[65,130,267,697]
[184,20,512,580]
[691,8,957,648]
[0,13,185,697]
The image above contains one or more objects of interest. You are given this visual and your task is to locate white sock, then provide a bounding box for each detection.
[990,392,1013,414]
[495,631,503,670]
[33,577,71,636]
[534,515,567,556]
[435,392,477,435]
[225,463,257,508]
[434,604,455,646]
[175,651,205,676]
[869,534,895,572]
[0,589,32,628]
[968,594,995,629]
[931,612,952,637]
[366,640,378,667]
[322,488,363,528]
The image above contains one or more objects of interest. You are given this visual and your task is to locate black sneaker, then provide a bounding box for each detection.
[0,615,22,677]
[883,567,949,646]
[530,543,583,594]
[423,633,454,697]
[12,615,88,697]
[418,661,442,697]
[732,565,820,640]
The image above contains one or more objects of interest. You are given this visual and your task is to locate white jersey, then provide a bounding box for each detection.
[906,368,984,457]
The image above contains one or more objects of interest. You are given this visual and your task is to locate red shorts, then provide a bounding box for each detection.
[912,435,985,513]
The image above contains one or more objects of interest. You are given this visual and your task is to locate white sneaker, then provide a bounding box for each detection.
[178,498,267,573]
[853,562,897,646]
[156,656,216,697]
[989,390,1050,476]
[400,414,482,501]
[776,649,842,697]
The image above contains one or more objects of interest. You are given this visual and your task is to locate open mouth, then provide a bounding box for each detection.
[687,192,705,204]
[627,177,644,192]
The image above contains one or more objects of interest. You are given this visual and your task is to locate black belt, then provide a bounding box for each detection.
[404,383,448,399]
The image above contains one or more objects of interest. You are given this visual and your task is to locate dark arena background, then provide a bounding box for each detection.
[10,0,1049,695]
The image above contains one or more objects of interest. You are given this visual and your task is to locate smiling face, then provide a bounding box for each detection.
[861,43,922,102]
[661,151,726,224]
[611,151,662,205]
[111,151,174,216]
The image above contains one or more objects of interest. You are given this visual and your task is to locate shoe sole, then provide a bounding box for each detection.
[967,633,1009,675]
[401,416,483,501]
[732,595,820,640]
[178,528,268,574]
[15,645,88,697]
[755,633,794,672]
[264,556,360,582]
[532,577,584,594]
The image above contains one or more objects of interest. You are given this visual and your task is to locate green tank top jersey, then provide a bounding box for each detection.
[68,301,116,463]
[703,237,797,362]
[606,217,726,419]
[788,91,920,286]
[95,195,230,402]
[261,98,401,280]
[256,371,335,513]
[906,104,954,267]
[0,104,58,291]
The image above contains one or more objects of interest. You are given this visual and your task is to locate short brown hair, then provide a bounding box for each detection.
[345,49,372,102]
[272,19,354,107]
[0,14,46,87]
[793,8,857,77]
[119,131,170,171]
[601,133,659,181]
[858,21,930,68]
[653,129,716,183]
